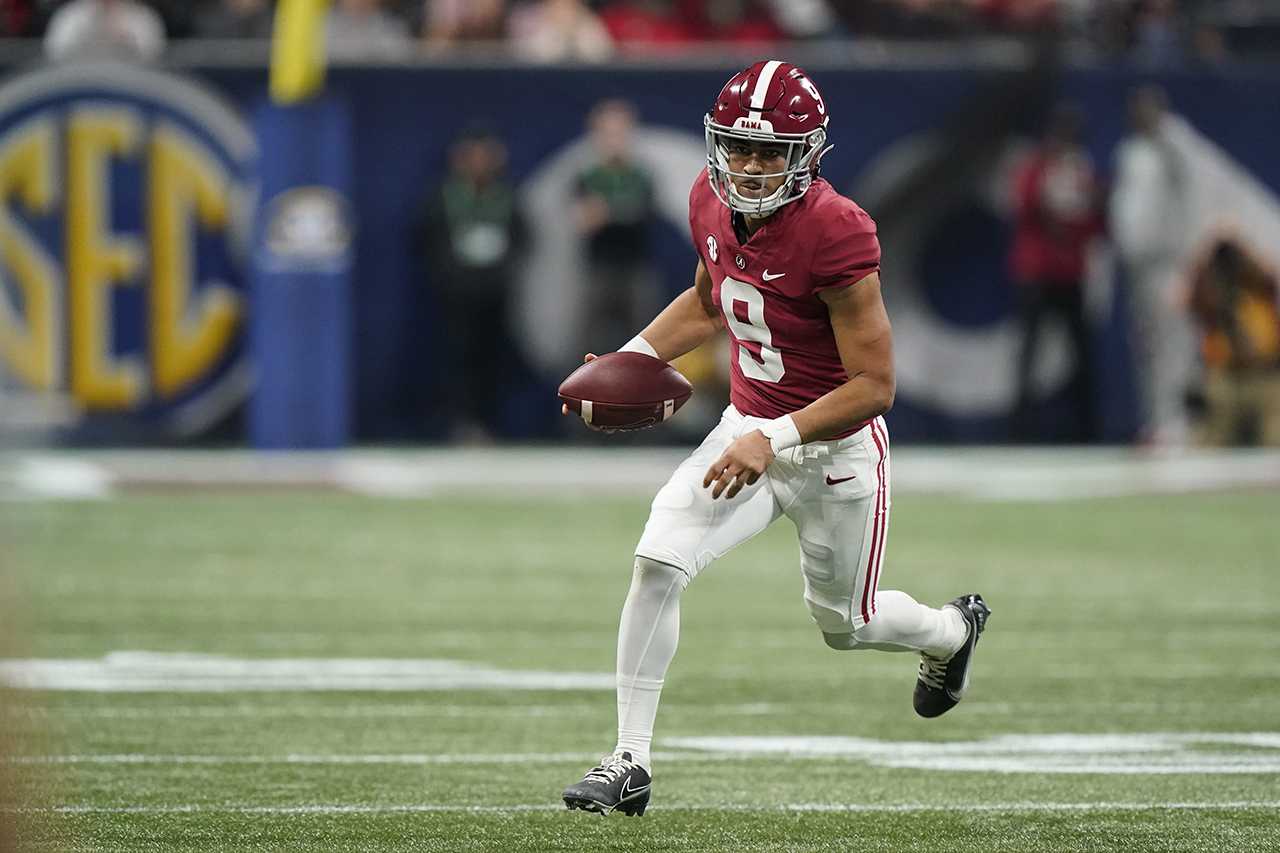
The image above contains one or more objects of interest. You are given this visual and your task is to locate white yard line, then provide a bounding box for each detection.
[6,752,606,766]
[2,701,781,720]
[0,652,615,692]
[5,447,1280,501]
[8,698,1275,721]
[5,800,1279,816]
[8,732,1280,775]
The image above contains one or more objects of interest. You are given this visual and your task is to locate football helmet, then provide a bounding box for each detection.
[704,59,832,216]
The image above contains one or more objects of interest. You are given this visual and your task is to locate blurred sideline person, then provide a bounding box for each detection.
[327,0,413,60]
[421,0,506,49]
[574,99,660,356]
[44,0,166,63]
[1189,240,1280,446]
[194,0,273,39]
[1111,86,1193,447]
[561,60,991,818]
[508,0,613,62]
[1008,104,1104,442]
[420,126,527,442]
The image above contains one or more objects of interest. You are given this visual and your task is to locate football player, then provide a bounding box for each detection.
[562,60,991,817]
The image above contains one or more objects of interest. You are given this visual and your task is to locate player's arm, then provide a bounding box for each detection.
[703,273,893,500]
[618,258,722,362]
[792,273,894,440]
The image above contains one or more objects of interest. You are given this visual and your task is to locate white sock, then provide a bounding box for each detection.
[614,557,687,773]
[852,590,968,658]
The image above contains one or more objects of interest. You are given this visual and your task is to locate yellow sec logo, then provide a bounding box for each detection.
[0,62,255,437]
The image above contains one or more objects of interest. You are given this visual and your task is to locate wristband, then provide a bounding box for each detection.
[618,335,659,359]
[762,414,802,455]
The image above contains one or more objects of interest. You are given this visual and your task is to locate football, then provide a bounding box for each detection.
[558,352,694,431]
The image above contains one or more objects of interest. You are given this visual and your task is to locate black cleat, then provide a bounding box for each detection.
[914,593,991,719]
[562,751,651,816]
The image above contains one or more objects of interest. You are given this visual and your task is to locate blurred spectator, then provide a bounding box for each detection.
[764,0,840,40]
[1,0,36,37]
[1191,20,1228,64]
[44,0,167,63]
[508,0,613,62]
[194,0,272,39]
[420,125,527,441]
[1189,240,1280,446]
[598,0,699,49]
[1009,104,1104,442]
[574,99,658,355]
[1132,0,1184,65]
[421,0,506,48]
[328,0,413,60]
[976,0,1060,31]
[701,0,784,42]
[1110,86,1193,447]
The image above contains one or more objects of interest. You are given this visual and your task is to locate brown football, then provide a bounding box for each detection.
[558,352,694,431]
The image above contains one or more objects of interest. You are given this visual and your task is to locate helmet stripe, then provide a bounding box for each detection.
[748,59,783,112]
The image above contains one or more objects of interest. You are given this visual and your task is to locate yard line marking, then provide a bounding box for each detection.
[0,652,613,692]
[12,698,1280,721]
[8,733,1280,774]
[2,701,782,720]
[664,732,1280,774]
[5,752,605,766]
[6,800,1280,816]
[7,447,1280,500]
[4,752,744,767]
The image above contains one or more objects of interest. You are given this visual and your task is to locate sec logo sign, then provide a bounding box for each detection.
[0,63,255,436]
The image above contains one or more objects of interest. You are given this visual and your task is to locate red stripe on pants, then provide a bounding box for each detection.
[860,418,888,624]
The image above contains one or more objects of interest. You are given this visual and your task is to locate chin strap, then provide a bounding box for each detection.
[813,143,835,173]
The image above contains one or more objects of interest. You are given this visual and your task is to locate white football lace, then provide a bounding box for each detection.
[918,655,948,691]
[584,753,635,785]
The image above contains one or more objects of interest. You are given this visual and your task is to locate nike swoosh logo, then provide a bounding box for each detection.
[620,778,650,799]
[825,474,856,486]
[762,270,786,281]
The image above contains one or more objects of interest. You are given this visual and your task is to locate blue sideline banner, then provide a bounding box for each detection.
[248,95,353,449]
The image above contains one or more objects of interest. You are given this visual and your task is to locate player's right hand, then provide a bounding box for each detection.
[561,353,598,418]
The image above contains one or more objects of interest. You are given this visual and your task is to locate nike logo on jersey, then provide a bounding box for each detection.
[825,474,856,486]
[762,270,786,281]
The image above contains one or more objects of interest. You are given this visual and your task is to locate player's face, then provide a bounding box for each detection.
[724,139,788,201]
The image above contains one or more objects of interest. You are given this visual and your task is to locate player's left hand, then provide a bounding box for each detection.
[703,430,775,500]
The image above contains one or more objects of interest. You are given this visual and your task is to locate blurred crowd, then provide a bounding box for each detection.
[427,87,1280,447]
[4,0,1279,64]
[2,1,1276,447]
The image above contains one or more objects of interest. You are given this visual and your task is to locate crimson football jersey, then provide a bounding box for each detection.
[689,169,881,436]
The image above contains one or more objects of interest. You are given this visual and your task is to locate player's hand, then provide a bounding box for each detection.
[561,353,598,418]
[703,430,774,500]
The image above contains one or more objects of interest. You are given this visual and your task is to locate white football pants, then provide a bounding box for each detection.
[636,405,891,634]
[615,406,966,771]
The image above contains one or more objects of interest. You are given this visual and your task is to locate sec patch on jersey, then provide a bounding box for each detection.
[558,352,693,431]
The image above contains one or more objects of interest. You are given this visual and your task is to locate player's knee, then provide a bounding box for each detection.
[633,556,691,591]
[823,614,889,650]
[822,631,859,651]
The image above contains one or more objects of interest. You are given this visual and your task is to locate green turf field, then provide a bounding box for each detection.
[3,490,1279,852]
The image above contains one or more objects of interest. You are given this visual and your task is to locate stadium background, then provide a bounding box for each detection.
[2,3,1279,852]
[1,3,1278,448]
